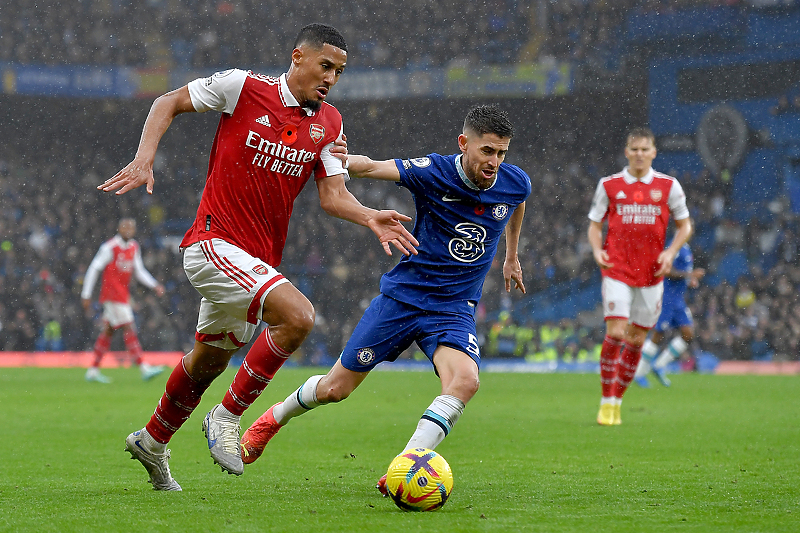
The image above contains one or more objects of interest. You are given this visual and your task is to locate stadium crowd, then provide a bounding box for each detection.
[1,90,798,364]
[0,0,748,71]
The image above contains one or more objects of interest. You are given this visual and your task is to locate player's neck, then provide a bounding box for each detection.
[628,167,649,180]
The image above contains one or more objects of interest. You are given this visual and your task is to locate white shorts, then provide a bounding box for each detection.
[601,277,663,329]
[102,302,135,328]
[183,239,289,351]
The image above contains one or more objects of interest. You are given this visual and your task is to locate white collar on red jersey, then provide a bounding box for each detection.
[623,166,654,184]
[279,73,316,117]
[113,235,134,248]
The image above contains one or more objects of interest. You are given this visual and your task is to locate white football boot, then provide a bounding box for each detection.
[125,428,182,491]
[202,404,244,475]
[140,363,165,381]
[85,367,112,384]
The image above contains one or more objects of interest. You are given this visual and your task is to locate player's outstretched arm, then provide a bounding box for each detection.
[503,202,526,294]
[345,155,401,181]
[99,86,196,195]
[316,174,418,256]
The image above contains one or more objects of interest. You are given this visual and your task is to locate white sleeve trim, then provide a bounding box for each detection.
[133,245,159,289]
[588,179,609,222]
[187,69,248,114]
[81,243,113,299]
[668,179,690,220]
[318,122,348,179]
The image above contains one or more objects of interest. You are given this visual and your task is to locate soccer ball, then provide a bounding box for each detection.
[385,448,454,511]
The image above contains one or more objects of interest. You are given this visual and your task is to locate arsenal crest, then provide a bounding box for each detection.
[309,124,325,144]
[650,189,663,202]
[253,264,268,275]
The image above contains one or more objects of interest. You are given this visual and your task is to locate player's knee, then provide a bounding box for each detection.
[463,374,480,399]
[317,381,353,404]
[185,346,232,383]
[283,303,316,343]
[449,372,479,402]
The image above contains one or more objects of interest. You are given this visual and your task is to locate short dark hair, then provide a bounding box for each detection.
[463,104,514,139]
[626,127,655,146]
[294,23,347,53]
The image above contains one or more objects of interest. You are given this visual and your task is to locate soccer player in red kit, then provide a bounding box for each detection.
[81,218,166,383]
[99,24,418,491]
[587,128,691,426]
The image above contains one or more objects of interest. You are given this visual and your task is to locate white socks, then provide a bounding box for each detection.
[141,427,166,454]
[404,395,465,451]
[272,374,324,425]
[654,337,687,369]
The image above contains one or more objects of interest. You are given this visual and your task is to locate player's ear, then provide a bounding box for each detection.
[291,47,304,67]
[458,133,469,153]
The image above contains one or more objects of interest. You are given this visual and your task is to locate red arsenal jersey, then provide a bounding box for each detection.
[81,236,159,304]
[588,167,689,287]
[180,69,347,266]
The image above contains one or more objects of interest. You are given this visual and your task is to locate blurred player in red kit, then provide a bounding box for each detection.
[100,23,417,491]
[81,218,166,383]
[587,127,692,426]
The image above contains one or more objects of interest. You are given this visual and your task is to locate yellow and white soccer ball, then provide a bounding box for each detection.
[385,448,454,511]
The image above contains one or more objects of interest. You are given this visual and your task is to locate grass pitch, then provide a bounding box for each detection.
[0,367,797,532]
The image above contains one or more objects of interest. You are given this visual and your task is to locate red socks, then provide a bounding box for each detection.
[599,335,623,398]
[92,328,143,366]
[146,359,211,443]
[142,328,293,443]
[124,329,144,365]
[615,343,643,399]
[91,331,112,367]
[222,328,292,416]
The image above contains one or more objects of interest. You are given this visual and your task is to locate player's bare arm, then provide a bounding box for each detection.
[655,217,692,277]
[343,155,402,181]
[587,219,613,269]
[316,174,418,256]
[688,267,706,288]
[665,266,705,287]
[503,202,526,294]
[99,86,196,195]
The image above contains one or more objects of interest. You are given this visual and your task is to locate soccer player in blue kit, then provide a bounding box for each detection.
[239,104,531,492]
[635,238,705,387]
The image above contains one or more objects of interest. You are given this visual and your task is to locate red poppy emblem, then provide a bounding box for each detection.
[309,124,325,144]
[474,204,485,215]
[281,124,298,145]
[650,189,662,202]
[633,191,644,203]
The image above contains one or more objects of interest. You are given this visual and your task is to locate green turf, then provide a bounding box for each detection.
[0,367,797,532]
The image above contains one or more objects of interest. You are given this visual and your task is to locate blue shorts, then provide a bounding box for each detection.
[339,294,481,372]
[654,300,693,333]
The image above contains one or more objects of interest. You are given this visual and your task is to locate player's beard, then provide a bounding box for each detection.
[303,97,322,112]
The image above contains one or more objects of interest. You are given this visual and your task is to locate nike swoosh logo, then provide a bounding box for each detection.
[135,440,147,453]
[205,414,217,448]
[442,194,461,202]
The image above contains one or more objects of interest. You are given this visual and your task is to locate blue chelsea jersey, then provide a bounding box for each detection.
[663,243,693,304]
[379,153,531,314]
